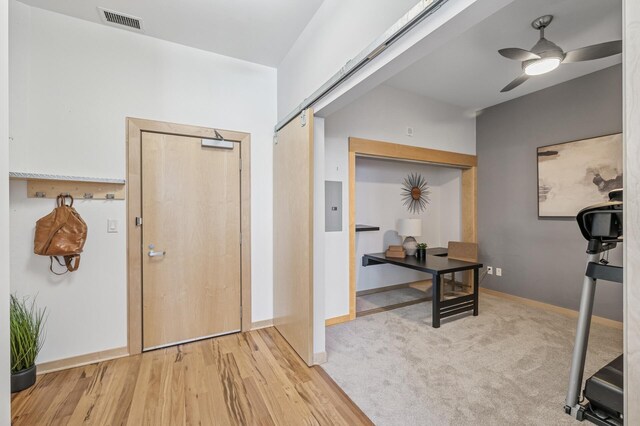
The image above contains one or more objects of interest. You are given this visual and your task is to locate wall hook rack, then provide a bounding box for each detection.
[9,172,126,200]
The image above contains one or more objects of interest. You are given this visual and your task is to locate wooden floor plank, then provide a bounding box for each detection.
[11,328,372,425]
[124,352,154,425]
[108,356,142,425]
[13,369,80,425]
[242,376,276,426]
[313,366,374,425]
[242,331,318,425]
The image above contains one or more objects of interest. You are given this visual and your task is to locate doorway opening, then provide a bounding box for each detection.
[346,138,477,321]
[352,155,465,318]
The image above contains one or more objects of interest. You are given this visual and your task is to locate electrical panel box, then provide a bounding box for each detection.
[325,181,342,232]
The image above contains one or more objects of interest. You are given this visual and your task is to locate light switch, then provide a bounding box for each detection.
[107,219,119,233]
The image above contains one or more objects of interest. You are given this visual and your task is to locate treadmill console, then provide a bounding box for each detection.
[576,189,623,254]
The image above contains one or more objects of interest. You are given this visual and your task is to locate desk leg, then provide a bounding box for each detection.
[433,273,441,328]
[473,267,479,316]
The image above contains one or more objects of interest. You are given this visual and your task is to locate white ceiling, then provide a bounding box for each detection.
[17,0,324,67]
[385,0,622,111]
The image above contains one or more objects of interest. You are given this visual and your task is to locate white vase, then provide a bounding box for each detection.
[403,236,418,256]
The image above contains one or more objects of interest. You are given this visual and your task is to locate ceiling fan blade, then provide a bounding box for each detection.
[498,48,541,61]
[563,40,622,63]
[500,74,530,92]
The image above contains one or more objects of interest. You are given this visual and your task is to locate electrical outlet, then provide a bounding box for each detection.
[406,127,414,137]
[496,267,502,277]
[487,266,493,275]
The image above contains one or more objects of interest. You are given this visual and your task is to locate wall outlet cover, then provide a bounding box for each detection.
[496,267,502,277]
[487,266,493,275]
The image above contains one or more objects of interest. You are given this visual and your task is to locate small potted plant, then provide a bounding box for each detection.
[415,242,428,259]
[10,294,46,393]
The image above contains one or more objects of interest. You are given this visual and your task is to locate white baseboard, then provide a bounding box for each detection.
[313,351,327,365]
[250,319,274,330]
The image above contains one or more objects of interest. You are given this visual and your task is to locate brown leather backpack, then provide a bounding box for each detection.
[34,194,88,274]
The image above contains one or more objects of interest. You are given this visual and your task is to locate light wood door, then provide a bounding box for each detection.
[141,132,241,350]
[273,110,314,366]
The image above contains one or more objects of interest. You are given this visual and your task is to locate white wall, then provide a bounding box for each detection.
[1,0,10,419]
[323,84,475,320]
[9,1,277,364]
[277,0,419,120]
[355,157,460,291]
[326,85,476,155]
[324,136,350,320]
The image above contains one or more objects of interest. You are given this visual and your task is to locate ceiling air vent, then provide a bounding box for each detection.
[98,7,144,32]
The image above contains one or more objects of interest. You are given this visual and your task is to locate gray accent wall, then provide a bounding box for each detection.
[477,65,623,321]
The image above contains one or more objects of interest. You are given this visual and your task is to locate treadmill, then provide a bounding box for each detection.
[565,188,623,426]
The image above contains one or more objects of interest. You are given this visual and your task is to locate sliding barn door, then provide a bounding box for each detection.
[273,109,314,366]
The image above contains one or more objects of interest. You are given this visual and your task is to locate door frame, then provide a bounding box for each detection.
[126,117,252,355]
[345,137,477,322]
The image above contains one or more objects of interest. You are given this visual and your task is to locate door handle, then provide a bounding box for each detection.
[148,244,166,258]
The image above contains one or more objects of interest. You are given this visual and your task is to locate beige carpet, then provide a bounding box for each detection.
[356,287,429,313]
[323,293,622,425]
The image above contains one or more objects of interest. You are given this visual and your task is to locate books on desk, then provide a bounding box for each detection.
[385,245,406,258]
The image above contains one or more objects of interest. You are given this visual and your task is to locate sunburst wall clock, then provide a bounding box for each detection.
[401,173,430,214]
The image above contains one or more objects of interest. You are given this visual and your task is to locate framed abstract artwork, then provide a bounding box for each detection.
[537,133,622,218]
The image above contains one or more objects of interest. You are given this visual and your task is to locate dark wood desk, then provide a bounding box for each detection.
[362,248,482,328]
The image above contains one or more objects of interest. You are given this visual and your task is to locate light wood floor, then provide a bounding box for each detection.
[11,327,372,425]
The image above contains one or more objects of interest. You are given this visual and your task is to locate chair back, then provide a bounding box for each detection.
[447,241,478,262]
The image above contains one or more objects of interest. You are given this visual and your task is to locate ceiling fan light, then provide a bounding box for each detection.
[524,57,561,76]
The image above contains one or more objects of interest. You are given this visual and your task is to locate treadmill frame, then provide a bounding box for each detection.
[565,252,623,425]
[566,253,602,416]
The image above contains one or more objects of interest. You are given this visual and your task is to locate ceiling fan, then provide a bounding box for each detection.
[498,15,622,92]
